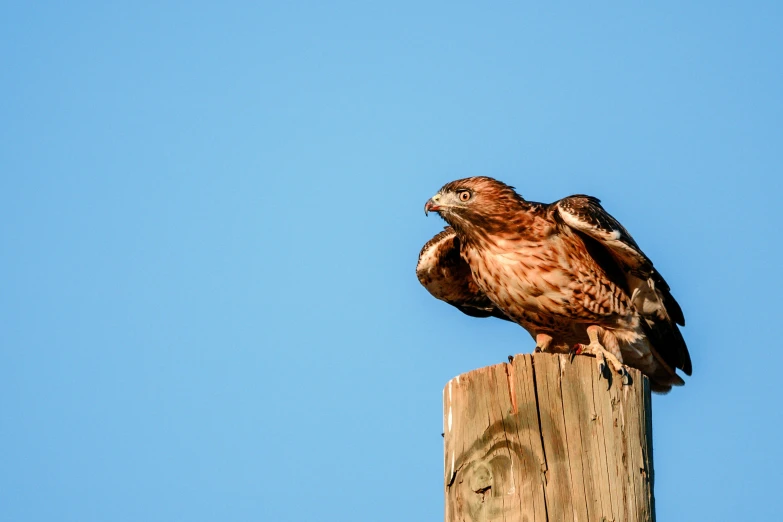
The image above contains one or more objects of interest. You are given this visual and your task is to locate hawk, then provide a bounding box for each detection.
[418,176,691,392]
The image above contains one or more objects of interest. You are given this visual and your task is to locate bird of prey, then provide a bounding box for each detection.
[418,176,691,392]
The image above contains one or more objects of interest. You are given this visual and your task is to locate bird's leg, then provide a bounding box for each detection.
[534,333,554,353]
[574,326,631,387]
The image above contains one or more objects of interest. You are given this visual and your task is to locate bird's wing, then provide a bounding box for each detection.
[554,195,692,376]
[416,227,512,321]
[555,195,650,272]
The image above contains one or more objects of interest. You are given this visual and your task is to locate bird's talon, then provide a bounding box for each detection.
[619,367,632,386]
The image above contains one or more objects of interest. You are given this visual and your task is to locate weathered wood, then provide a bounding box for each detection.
[444,353,654,522]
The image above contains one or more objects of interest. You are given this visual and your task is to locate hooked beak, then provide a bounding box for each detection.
[424,194,442,216]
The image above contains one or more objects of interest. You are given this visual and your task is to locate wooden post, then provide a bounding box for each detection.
[443,353,654,522]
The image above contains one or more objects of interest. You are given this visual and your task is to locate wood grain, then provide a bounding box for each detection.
[444,353,654,522]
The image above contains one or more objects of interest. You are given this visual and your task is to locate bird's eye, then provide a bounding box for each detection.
[458,191,471,202]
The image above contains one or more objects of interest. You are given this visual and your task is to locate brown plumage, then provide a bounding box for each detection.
[420,176,691,392]
[417,227,512,322]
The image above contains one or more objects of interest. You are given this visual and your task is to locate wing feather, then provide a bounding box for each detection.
[555,196,692,376]
[416,227,511,322]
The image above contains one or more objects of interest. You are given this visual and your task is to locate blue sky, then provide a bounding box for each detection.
[2,2,781,521]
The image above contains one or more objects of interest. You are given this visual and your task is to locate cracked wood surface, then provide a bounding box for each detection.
[443,353,654,522]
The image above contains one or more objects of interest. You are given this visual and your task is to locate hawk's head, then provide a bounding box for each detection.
[424,177,526,235]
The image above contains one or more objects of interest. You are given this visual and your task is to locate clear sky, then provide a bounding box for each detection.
[2,2,782,521]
